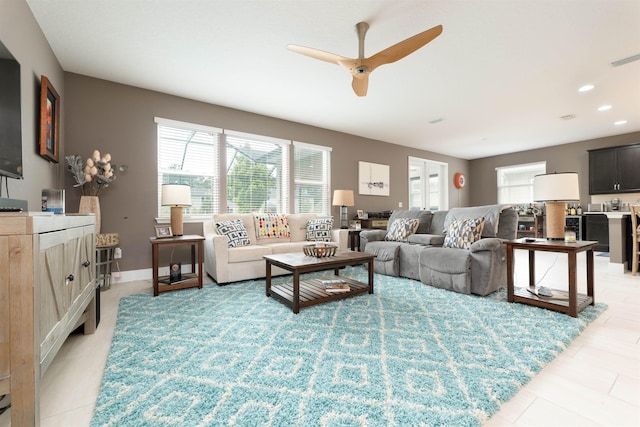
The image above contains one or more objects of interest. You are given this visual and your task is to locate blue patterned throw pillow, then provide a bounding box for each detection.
[443,217,486,249]
[384,218,420,241]
[215,219,251,248]
[306,217,334,242]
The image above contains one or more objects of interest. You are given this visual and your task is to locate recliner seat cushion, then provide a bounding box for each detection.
[419,247,471,294]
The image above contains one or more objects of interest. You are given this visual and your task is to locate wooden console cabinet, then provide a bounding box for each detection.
[0,213,96,426]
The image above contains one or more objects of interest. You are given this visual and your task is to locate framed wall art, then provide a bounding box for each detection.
[39,75,60,163]
[358,161,390,196]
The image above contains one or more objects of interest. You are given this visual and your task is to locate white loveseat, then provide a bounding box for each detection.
[203,213,348,284]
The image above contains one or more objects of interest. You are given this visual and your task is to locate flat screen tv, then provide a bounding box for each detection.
[0,45,23,180]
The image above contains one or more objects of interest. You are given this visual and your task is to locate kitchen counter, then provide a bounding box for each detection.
[583,212,632,271]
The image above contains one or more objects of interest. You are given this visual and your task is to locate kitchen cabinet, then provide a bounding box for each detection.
[589,143,640,194]
[0,213,96,426]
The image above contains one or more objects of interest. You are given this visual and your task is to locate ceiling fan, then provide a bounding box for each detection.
[287,22,443,97]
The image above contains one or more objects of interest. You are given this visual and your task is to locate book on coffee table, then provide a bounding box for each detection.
[321,279,350,292]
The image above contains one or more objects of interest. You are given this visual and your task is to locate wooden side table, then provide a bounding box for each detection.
[348,229,362,251]
[505,238,597,317]
[149,234,204,296]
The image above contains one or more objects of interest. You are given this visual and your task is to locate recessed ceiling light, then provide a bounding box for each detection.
[614,120,627,125]
[598,105,612,111]
[578,84,594,92]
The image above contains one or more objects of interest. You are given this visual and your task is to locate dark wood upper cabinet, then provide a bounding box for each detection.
[588,143,640,194]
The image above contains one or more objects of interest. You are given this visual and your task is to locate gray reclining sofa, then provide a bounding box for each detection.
[359,205,517,296]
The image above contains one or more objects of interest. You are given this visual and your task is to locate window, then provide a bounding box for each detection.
[408,157,448,211]
[496,161,546,204]
[293,141,331,215]
[225,131,289,214]
[156,118,221,218]
[156,118,330,217]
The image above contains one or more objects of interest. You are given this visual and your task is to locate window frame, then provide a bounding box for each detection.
[496,161,547,204]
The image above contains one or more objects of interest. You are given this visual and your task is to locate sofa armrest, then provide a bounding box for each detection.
[360,229,386,242]
[407,234,445,246]
[203,220,231,284]
[359,229,387,251]
[470,238,503,253]
[331,229,349,250]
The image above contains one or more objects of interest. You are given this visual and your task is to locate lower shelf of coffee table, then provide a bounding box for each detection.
[270,276,370,309]
[513,287,593,315]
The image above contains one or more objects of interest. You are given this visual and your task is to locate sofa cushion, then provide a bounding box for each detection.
[215,219,252,248]
[385,218,420,241]
[407,234,445,246]
[287,214,318,242]
[213,213,258,244]
[443,204,510,237]
[388,210,433,234]
[443,217,486,249]
[306,217,334,242]
[254,213,290,240]
[227,244,273,263]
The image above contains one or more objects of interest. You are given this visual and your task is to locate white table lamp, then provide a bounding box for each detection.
[162,184,191,236]
[533,172,580,240]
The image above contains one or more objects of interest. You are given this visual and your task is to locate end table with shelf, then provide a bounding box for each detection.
[149,234,204,296]
[505,238,597,317]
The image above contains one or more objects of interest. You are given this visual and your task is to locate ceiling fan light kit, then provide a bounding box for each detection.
[287,22,443,96]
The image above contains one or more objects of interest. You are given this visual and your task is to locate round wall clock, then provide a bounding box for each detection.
[454,173,466,189]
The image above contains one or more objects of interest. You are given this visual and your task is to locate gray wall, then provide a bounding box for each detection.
[469,131,640,207]
[0,0,65,209]
[64,73,469,271]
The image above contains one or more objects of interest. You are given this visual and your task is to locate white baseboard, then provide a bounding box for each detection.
[110,264,199,285]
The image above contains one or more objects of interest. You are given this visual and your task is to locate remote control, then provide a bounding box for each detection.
[525,238,536,243]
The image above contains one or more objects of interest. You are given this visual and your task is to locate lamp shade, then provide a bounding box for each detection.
[533,172,580,202]
[332,190,354,206]
[162,184,192,206]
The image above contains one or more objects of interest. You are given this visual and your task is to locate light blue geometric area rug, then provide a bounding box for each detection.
[91,267,606,427]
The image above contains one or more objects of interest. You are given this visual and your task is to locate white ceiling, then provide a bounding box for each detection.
[26,0,640,160]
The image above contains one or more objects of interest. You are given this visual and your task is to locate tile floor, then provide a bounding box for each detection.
[1,250,639,426]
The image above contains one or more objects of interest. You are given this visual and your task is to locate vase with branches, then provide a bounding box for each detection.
[66,150,116,196]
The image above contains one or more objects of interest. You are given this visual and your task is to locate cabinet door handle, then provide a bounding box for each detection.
[83,260,91,267]
[66,274,75,282]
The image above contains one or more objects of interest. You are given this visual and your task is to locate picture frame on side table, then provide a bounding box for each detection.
[38,75,60,163]
[357,209,364,219]
[154,225,173,238]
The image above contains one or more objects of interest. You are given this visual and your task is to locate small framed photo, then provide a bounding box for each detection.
[357,209,364,219]
[38,75,60,163]
[154,225,173,238]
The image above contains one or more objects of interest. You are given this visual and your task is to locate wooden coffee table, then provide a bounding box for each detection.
[264,251,375,313]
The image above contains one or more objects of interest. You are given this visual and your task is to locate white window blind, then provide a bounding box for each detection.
[496,161,546,204]
[156,118,221,217]
[225,131,289,214]
[293,141,332,215]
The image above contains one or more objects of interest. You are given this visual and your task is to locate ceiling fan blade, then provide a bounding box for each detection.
[286,44,348,66]
[368,25,443,71]
[351,74,369,97]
